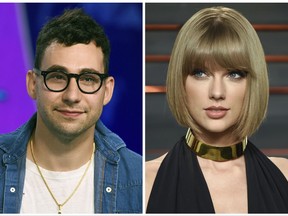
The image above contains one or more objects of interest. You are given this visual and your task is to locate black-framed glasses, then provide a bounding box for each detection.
[33,68,109,94]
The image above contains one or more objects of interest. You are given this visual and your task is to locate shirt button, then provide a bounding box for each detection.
[106,187,112,193]
[10,187,16,193]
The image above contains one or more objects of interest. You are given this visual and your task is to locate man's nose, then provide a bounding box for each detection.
[62,78,82,103]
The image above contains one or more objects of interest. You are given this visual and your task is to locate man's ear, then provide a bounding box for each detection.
[26,70,37,100]
[103,76,114,105]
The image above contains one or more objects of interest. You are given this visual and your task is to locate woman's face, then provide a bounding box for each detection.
[185,63,247,141]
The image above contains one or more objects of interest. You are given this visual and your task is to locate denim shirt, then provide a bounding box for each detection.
[0,114,142,213]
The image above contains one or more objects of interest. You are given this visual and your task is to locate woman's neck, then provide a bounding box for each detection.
[194,128,241,147]
[186,128,247,162]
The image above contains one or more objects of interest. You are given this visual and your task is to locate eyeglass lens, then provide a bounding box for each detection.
[45,71,103,93]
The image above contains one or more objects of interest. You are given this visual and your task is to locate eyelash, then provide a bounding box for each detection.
[191,69,247,80]
[191,69,208,78]
[227,70,247,79]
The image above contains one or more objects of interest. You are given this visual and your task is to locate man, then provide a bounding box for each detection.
[0,8,142,213]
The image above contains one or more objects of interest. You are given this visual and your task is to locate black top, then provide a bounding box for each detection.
[147,137,288,213]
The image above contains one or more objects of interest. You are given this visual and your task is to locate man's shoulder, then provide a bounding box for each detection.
[0,114,36,154]
[118,147,142,182]
[95,120,142,168]
[95,120,126,150]
[0,128,22,152]
[119,147,142,163]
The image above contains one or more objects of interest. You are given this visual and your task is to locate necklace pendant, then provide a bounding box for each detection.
[58,205,62,214]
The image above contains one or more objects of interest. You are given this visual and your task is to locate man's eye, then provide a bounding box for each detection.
[47,72,66,80]
[80,74,100,84]
[82,77,95,82]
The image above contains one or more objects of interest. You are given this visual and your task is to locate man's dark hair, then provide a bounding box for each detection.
[34,8,110,73]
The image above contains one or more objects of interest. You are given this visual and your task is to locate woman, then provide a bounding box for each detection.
[146,6,288,213]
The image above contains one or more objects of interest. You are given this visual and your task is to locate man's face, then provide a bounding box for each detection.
[27,42,114,140]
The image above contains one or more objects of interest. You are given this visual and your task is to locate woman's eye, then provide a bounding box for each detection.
[192,69,208,78]
[228,70,247,79]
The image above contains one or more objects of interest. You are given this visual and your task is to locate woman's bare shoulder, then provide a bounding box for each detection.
[146,154,167,172]
[269,156,288,180]
[146,153,167,186]
[145,153,167,209]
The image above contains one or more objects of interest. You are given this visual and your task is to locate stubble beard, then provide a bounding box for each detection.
[38,109,97,144]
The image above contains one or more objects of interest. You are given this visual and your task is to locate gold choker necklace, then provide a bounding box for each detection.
[185,128,247,162]
[29,135,95,214]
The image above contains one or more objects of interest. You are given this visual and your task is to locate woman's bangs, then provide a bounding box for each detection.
[211,36,250,72]
[185,27,251,73]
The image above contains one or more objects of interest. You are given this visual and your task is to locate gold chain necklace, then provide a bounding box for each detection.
[29,136,95,214]
[185,128,247,162]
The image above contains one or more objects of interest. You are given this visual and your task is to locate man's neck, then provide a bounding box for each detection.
[26,126,95,171]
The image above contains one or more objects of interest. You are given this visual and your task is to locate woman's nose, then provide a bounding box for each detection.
[209,77,226,100]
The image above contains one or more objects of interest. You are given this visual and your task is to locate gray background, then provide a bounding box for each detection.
[146,3,288,161]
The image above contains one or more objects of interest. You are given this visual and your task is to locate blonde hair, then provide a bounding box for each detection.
[166,6,269,139]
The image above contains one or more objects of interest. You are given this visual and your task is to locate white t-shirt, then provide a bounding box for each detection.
[20,158,94,214]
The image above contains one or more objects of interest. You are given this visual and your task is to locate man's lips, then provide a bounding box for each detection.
[204,106,230,119]
[56,109,85,117]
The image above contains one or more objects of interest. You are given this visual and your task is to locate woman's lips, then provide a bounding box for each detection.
[204,106,229,119]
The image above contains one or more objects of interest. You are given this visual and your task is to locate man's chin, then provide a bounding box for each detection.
[50,125,85,140]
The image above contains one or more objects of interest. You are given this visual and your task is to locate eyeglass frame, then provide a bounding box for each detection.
[33,68,110,94]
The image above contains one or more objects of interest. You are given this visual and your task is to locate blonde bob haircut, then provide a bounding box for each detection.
[166,6,269,139]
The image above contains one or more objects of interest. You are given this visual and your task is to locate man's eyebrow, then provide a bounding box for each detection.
[80,68,101,73]
[45,65,67,72]
[45,65,101,74]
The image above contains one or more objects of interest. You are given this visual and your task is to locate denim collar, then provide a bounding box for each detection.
[0,113,126,164]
